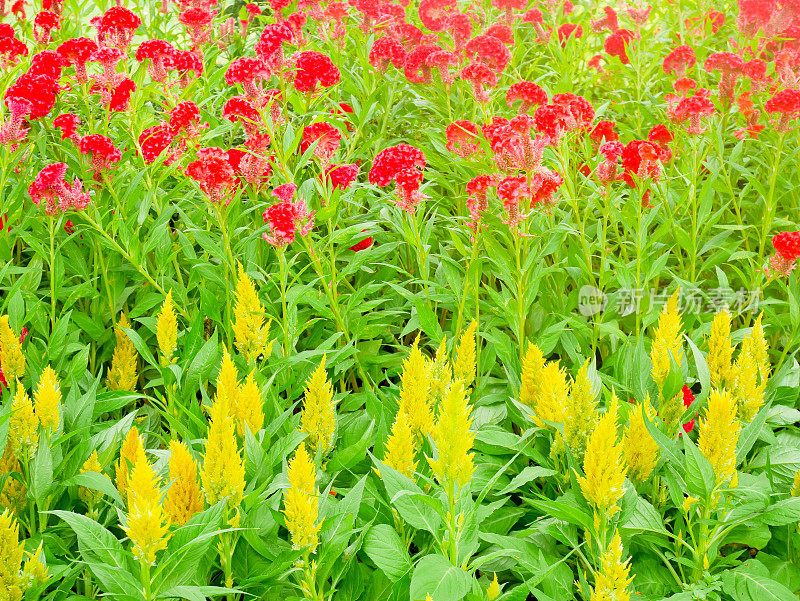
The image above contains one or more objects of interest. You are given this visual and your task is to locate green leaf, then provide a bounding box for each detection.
[64,471,123,507]
[621,496,669,536]
[722,562,797,601]
[683,434,715,499]
[759,497,800,527]
[409,554,471,601]
[50,510,126,569]
[31,430,53,506]
[363,524,412,581]
[736,403,771,463]
[496,466,556,496]
[413,297,443,343]
[377,459,442,534]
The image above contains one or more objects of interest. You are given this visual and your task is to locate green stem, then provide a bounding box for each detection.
[278,247,289,357]
[48,215,57,334]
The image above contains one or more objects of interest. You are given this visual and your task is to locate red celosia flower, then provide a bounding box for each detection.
[99,6,141,50]
[558,23,583,46]
[269,0,291,20]
[169,100,204,138]
[53,113,80,142]
[426,50,459,86]
[57,37,98,83]
[293,51,340,93]
[465,174,497,234]
[300,122,342,164]
[262,184,314,247]
[674,77,697,94]
[506,81,547,113]
[33,10,60,44]
[597,140,624,185]
[324,163,358,189]
[0,24,14,38]
[186,147,237,204]
[166,50,204,86]
[0,36,29,67]
[28,163,91,215]
[136,39,175,82]
[223,96,260,133]
[446,120,482,158]
[589,120,618,144]
[448,13,472,51]
[226,57,270,99]
[256,22,293,69]
[110,78,136,112]
[79,134,122,176]
[621,140,661,199]
[648,124,673,145]
[461,62,497,103]
[523,8,551,43]
[466,34,511,73]
[139,124,175,164]
[497,175,530,232]
[28,50,63,80]
[390,22,425,50]
[705,52,744,106]
[771,231,800,276]
[486,23,514,45]
[675,93,716,134]
[662,45,696,77]
[418,0,454,32]
[604,29,635,64]
[553,93,595,131]
[370,144,427,214]
[403,44,439,84]
[369,36,406,71]
[179,8,216,48]
[0,96,31,144]
[765,88,800,132]
[5,72,59,120]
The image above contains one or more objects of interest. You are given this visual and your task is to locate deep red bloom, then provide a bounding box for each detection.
[226,57,270,98]
[604,29,635,64]
[99,6,141,49]
[0,24,14,38]
[369,37,406,71]
[179,8,216,47]
[466,34,511,73]
[648,124,673,145]
[79,134,122,175]
[558,23,583,45]
[418,0,454,32]
[169,101,203,136]
[369,144,426,187]
[506,81,547,113]
[0,36,29,65]
[300,122,342,163]
[5,72,59,119]
[223,95,260,133]
[589,120,618,143]
[166,49,204,83]
[29,163,91,215]
[110,78,136,112]
[56,37,97,82]
[293,51,340,93]
[53,113,80,141]
[28,50,63,80]
[33,10,60,43]
[324,163,358,189]
[403,44,439,84]
[461,62,497,102]
[256,22,293,66]
[662,45,696,76]
[136,39,175,82]
[262,185,314,247]
[185,147,237,204]
[486,23,514,45]
[447,13,472,51]
[675,93,716,133]
[773,231,800,262]
[139,124,174,164]
[446,120,482,158]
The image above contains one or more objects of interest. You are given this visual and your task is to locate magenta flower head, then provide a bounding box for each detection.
[262,183,314,247]
[29,163,91,215]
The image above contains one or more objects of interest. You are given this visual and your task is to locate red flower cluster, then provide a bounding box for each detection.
[28,163,91,215]
[185,147,237,204]
[263,184,315,247]
[369,143,426,214]
[79,134,122,177]
[293,51,340,93]
[300,122,342,164]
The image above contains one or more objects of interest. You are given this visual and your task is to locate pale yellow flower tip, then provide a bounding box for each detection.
[284,442,321,552]
[300,355,336,454]
[156,290,178,367]
[0,315,25,382]
[34,365,60,432]
[487,572,501,600]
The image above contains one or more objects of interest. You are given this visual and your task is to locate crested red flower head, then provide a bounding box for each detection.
[506,81,548,113]
[262,184,314,247]
[370,143,426,214]
[300,122,342,164]
[256,22,293,67]
[674,92,716,133]
[223,96,260,134]
[5,71,59,120]
[169,100,204,137]
[466,34,511,73]
[662,45,696,77]
[33,10,60,44]
[765,88,800,132]
[447,13,472,50]
[139,124,175,164]
[446,120,482,158]
[99,6,141,50]
[53,113,80,141]
[558,23,583,46]
[186,147,237,204]
[136,39,175,82]
[57,37,97,82]
[79,134,122,176]
[293,51,340,93]
[589,120,618,144]
[29,163,91,215]
[369,37,407,72]
[0,36,29,66]
[179,8,216,47]
[461,62,497,102]
[604,29,635,64]
[226,57,270,98]
[418,0,454,32]
[324,163,358,190]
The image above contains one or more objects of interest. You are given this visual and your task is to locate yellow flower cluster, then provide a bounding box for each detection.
[453,320,478,388]
[383,410,418,478]
[107,313,138,392]
[591,531,632,601]
[398,339,434,436]
[698,389,740,485]
[233,263,272,363]
[300,356,336,454]
[578,399,627,516]
[0,509,24,600]
[622,399,660,484]
[650,290,683,392]
[156,291,178,367]
[519,343,570,428]
[562,359,598,458]
[428,380,475,488]
[116,426,147,503]
[283,443,321,552]
[0,316,25,383]
[124,458,170,565]
[164,441,204,527]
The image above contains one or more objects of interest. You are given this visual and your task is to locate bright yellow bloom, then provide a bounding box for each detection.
[730,315,770,422]
[215,349,239,416]
[156,291,178,367]
[532,361,570,427]
[79,450,109,508]
[22,544,49,588]
[235,371,265,438]
[0,446,25,515]
[0,509,24,600]
[398,340,434,436]
[650,290,683,390]
[428,380,475,488]
[300,356,336,454]
[164,441,204,527]
[233,263,272,363]
[0,316,25,383]
[383,410,417,478]
[427,338,452,404]
[707,310,733,389]
[9,383,37,460]
[487,573,501,601]
[698,389,740,484]
[283,442,321,552]
[124,458,170,565]
[453,320,478,388]
[578,399,626,515]
[563,360,598,458]
[519,342,546,409]
[116,426,147,503]
[591,531,632,601]
[34,366,60,432]
[622,400,660,484]
[791,471,800,497]
[107,313,138,392]
[201,400,245,509]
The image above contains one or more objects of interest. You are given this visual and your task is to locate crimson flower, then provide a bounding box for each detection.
[29,163,91,215]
